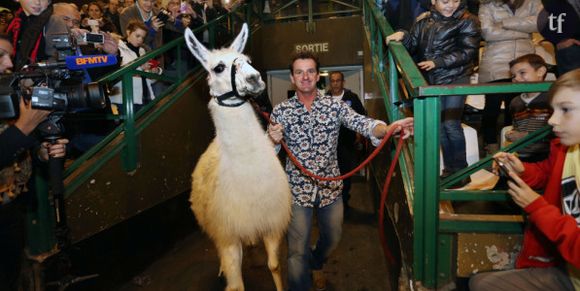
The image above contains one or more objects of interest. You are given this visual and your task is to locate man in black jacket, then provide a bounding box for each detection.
[326,71,366,213]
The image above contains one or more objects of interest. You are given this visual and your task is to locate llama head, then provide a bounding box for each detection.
[185,23,265,106]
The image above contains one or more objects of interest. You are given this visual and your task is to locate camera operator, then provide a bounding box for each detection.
[0,36,68,291]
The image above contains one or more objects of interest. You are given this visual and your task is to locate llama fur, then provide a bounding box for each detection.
[185,24,292,291]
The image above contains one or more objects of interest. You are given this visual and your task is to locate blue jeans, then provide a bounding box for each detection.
[440,94,468,172]
[287,198,343,291]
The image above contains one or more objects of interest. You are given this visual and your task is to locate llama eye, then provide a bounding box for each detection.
[213,64,226,74]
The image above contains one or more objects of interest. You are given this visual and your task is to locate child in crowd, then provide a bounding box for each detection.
[385,0,481,187]
[478,0,542,154]
[506,53,552,162]
[110,20,162,114]
[470,68,580,290]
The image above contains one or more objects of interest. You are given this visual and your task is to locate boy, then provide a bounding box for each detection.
[470,68,580,290]
[506,54,552,162]
[385,0,481,187]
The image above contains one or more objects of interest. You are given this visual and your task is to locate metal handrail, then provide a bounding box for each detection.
[362,0,554,288]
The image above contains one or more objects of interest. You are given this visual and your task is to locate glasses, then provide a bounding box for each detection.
[293,68,317,76]
[62,16,81,26]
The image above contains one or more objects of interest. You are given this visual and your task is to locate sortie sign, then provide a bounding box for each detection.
[295,42,329,53]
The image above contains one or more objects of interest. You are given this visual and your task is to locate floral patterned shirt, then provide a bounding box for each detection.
[271,92,384,208]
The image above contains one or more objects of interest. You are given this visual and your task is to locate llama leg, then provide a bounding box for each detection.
[218,242,244,291]
[264,234,284,291]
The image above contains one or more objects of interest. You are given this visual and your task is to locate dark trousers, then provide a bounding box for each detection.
[440,77,470,172]
[0,199,26,291]
[481,79,518,145]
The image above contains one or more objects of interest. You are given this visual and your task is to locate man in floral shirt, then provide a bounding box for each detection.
[267,51,414,291]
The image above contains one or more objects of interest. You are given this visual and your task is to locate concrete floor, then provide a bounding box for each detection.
[58,176,391,291]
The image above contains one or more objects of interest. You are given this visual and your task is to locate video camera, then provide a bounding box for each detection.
[0,33,117,119]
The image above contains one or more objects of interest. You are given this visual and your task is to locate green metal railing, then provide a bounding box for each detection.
[27,2,263,256]
[363,0,553,288]
[64,2,260,193]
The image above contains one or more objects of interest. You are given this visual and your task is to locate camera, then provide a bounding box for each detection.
[156,8,171,23]
[0,33,110,119]
[77,32,105,45]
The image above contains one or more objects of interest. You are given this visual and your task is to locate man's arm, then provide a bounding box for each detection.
[0,99,51,167]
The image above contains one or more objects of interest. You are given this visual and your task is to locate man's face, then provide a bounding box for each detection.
[329,73,344,96]
[510,62,546,83]
[138,0,154,13]
[53,5,81,29]
[549,87,580,146]
[0,39,14,73]
[19,0,50,16]
[290,58,319,96]
[167,0,180,14]
[109,0,119,12]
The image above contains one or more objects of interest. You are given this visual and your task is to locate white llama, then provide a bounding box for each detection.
[184,24,292,291]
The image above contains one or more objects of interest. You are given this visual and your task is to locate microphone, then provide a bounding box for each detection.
[64,55,118,70]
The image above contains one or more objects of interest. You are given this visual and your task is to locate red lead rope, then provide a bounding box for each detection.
[255,107,403,266]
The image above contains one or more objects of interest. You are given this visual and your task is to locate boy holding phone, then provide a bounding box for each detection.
[471,69,580,291]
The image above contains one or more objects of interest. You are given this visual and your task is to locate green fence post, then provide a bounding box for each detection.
[121,72,138,172]
[26,173,56,255]
[413,95,440,286]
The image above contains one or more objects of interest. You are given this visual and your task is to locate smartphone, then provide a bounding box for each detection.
[87,19,99,26]
[495,159,514,182]
[85,33,105,44]
[156,9,170,23]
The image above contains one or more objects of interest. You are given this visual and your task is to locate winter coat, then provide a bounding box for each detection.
[400,4,481,85]
[109,40,157,105]
[518,138,580,269]
[478,0,543,83]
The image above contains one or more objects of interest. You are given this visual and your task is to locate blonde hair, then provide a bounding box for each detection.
[548,69,580,103]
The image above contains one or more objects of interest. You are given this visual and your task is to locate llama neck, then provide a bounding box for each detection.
[209,101,267,151]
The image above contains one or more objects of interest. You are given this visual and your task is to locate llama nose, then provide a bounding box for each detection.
[246,74,260,84]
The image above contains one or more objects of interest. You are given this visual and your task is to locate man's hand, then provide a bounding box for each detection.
[38,139,69,161]
[100,32,119,55]
[14,99,51,136]
[151,16,165,31]
[388,117,414,139]
[267,123,284,144]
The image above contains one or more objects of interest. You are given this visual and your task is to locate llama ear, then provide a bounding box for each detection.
[185,27,210,71]
[229,23,249,53]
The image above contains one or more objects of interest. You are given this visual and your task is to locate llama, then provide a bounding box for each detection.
[184,24,292,291]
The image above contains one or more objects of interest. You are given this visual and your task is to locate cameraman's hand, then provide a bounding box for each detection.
[14,99,51,136]
[39,139,69,161]
[151,16,165,31]
[100,33,119,55]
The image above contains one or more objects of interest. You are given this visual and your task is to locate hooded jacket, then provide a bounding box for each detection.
[399,3,481,85]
